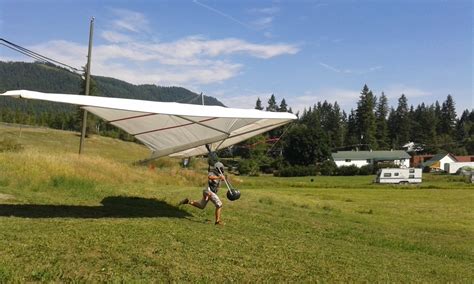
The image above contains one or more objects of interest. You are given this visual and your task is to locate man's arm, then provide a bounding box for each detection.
[208,174,225,181]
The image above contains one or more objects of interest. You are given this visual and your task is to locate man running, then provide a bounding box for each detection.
[179,162,226,225]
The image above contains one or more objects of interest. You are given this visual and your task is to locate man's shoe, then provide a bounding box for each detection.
[178,198,189,205]
[215,220,224,226]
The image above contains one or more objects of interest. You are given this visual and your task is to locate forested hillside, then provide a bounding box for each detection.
[0,61,224,139]
[0,61,223,105]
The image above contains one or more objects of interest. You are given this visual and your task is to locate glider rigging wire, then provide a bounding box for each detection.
[0,38,81,73]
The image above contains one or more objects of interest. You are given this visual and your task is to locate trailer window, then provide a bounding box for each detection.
[409,175,415,178]
[394,173,399,176]
[345,159,351,162]
[384,173,391,177]
[409,169,415,173]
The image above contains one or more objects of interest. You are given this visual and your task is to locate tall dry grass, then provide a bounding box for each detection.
[0,150,207,191]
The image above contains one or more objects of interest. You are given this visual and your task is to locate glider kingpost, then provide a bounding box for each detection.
[1,90,297,159]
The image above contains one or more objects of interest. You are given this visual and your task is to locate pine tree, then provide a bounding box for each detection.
[434,100,442,135]
[456,109,472,145]
[411,104,424,143]
[345,109,359,148]
[393,94,410,146]
[387,107,398,148]
[375,92,389,149]
[355,84,377,150]
[408,105,417,142]
[255,97,264,110]
[440,95,457,136]
[278,98,288,112]
[284,107,330,165]
[330,102,344,148]
[266,94,278,112]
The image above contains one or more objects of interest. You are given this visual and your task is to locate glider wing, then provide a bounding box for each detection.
[1,90,296,158]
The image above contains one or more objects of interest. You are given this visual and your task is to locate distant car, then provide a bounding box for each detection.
[375,168,422,184]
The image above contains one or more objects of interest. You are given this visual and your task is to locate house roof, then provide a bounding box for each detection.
[421,153,457,168]
[331,150,410,160]
[455,156,474,162]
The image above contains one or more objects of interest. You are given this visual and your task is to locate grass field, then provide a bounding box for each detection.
[0,123,473,282]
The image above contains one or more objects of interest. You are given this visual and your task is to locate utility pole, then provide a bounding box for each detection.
[201,92,204,106]
[79,17,94,155]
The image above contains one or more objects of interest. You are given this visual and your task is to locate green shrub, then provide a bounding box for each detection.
[259,155,276,174]
[320,160,337,176]
[358,164,374,175]
[274,165,317,177]
[336,165,359,176]
[239,159,260,176]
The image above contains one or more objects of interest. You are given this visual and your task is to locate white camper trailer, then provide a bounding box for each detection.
[444,162,474,174]
[375,168,422,184]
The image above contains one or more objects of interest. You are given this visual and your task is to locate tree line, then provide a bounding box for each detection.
[236,84,473,174]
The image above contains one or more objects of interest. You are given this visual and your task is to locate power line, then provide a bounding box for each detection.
[1,38,212,105]
[0,38,81,73]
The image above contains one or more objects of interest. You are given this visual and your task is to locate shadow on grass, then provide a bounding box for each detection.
[0,196,192,219]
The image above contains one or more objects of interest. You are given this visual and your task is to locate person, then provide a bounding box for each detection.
[179,162,226,225]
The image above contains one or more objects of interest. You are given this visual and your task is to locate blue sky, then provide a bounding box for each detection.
[0,0,472,113]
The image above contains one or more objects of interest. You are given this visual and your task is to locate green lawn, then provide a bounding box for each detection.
[0,124,473,282]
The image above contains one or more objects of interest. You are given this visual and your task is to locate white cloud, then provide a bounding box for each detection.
[263,31,274,39]
[203,87,362,113]
[208,88,293,110]
[381,84,432,99]
[101,31,132,43]
[319,61,382,75]
[109,8,150,33]
[248,5,280,34]
[252,16,274,30]
[26,35,298,86]
[288,88,361,113]
[250,7,280,15]
[214,93,263,109]
[29,40,87,69]
[6,9,298,91]
[0,55,22,62]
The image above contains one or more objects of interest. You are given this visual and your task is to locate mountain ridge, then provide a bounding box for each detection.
[0,61,225,106]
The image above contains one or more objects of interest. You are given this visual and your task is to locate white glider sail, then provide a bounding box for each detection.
[1,90,296,158]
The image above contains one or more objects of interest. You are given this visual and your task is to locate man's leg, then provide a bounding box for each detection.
[208,191,223,224]
[189,199,206,209]
[180,190,209,209]
[215,207,222,224]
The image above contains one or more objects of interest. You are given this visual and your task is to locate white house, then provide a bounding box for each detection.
[422,153,457,172]
[331,150,411,168]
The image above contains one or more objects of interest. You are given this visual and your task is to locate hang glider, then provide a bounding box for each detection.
[0,90,296,159]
